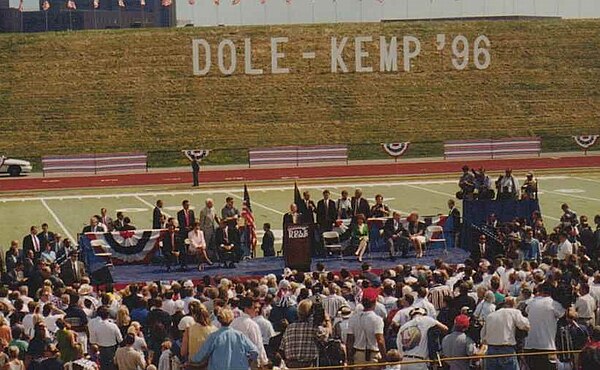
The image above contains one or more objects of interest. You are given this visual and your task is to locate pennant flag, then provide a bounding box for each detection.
[42,0,51,10]
[161,0,172,6]
[182,149,210,162]
[118,0,125,7]
[93,0,99,8]
[242,184,257,255]
[573,135,599,150]
[18,0,23,12]
[140,0,145,5]
[66,0,77,9]
[188,0,195,4]
[382,142,410,157]
[232,0,240,5]
[84,230,162,264]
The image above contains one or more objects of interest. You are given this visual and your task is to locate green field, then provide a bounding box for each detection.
[2,171,600,255]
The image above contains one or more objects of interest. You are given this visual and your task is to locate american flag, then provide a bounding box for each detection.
[242,184,257,256]
[118,0,125,7]
[161,0,171,6]
[42,0,50,10]
[66,0,77,10]
[18,0,23,11]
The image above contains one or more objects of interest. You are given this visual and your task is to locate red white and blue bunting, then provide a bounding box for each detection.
[382,142,410,157]
[183,149,210,161]
[573,135,599,150]
[84,230,161,264]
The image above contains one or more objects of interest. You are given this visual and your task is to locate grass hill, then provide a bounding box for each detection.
[0,19,599,167]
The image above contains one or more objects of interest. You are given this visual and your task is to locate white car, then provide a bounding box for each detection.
[0,156,33,176]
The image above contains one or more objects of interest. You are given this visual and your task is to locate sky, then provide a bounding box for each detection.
[11,0,600,25]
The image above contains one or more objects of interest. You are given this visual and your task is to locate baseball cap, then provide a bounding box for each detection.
[454,314,470,330]
[409,307,427,318]
[362,288,379,303]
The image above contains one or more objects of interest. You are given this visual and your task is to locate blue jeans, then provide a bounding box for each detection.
[485,346,519,370]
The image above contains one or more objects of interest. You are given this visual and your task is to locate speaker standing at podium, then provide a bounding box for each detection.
[282,204,302,252]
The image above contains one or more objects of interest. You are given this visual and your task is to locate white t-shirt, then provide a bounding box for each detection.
[392,307,412,327]
[397,315,439,359]
[557,240,573,260]
[524,296,566,350]
[347,310,384,351]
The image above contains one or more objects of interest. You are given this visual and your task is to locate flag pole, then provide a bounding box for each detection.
[333,0,337,22]
[215,3,219,26]
[405,0,409,19]
[239,0,243,25]
[311,0,314,23]
[286,3,290,24]
[359,0,363,22]
[141,4,145,27]
[263,2,266,25]
[69,9,73,30]
[45,10,48,31]
[93,4,97,29]
[119,6,122,28]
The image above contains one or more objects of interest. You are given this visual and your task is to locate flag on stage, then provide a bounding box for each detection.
[573,135,599,150]
[242,184,257,255]
[294,182,308,215]
[66,0,76,9]
[232,0,240,5]
[83,230,162,264]
[42,0,51,10]
[18,0,23,12]
[382,142,410,157]
[118,0,125,7]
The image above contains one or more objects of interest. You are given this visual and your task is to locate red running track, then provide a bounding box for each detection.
[1,154,599,192]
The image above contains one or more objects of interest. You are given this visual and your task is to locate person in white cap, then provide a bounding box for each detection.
[397,307,448,370]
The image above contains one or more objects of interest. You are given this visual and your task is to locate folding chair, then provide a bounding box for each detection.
[426,225,448,256]
[323,231,344,259]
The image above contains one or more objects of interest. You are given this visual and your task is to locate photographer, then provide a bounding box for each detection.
[279,299,328,368]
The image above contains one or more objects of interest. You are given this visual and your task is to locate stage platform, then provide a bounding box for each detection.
[110,248,470,284]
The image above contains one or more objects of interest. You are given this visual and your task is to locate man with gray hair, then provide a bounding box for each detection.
[199,198,218,259]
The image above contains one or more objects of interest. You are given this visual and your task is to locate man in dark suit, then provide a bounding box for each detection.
[301,191,317,224]
[472,234,492,261]
[23,226,42,260]
[215,220,241,268]
[82,217,106,234]
[351,189,371,219]
[177,200,195,238]
[153,200,164,229]
[162,223,185,272]
[60,251,87,286]
[384,211,410,259]
[448,199,462,248]
[316,190,337,232]
[121,217,136,231]
[113,212,126,231]
[5,241,20,273]
[37,223,55,250]
[100,208,114,232]
[191,158,200,187]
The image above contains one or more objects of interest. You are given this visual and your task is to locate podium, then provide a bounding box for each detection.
[284,224,312,271]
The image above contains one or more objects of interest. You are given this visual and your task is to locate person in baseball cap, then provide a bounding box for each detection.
[441,314,475,370]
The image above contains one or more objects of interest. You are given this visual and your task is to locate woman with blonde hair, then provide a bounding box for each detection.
[180,302,216,368]
[116,306,131,337]
[127,321,148,353]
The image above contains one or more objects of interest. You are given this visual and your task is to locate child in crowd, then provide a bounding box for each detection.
[384,349,402,370]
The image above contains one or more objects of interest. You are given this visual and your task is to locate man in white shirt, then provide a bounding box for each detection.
[230,297,268,368]
[90,306,123,370]
[481,297,529,370]
[495,168,520,200]
[397,307,447,370]
[524,283,566,370]
[557,233,573,260]
[347,288,386,366]
[575,283,596,328]
[253,303,275,346]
